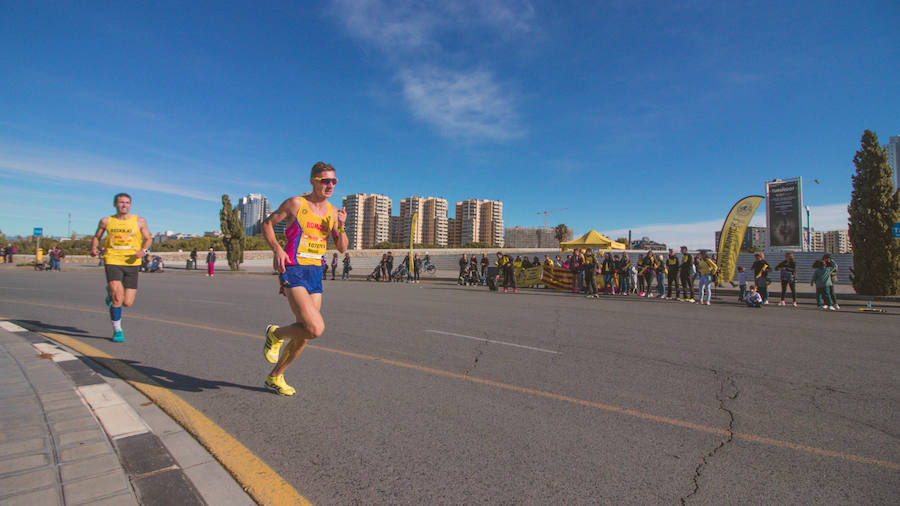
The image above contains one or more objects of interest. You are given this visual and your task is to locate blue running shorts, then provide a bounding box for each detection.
[279,265,324,294]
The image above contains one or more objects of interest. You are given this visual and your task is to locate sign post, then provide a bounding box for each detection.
[893,222,900,239]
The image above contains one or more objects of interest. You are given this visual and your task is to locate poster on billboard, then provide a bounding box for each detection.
[766,178,803,249]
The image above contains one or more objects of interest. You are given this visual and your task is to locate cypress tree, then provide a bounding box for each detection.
[848,130,900,295]
[219,195,245,271]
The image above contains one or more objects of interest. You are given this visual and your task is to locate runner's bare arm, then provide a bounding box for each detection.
[262,197,301,273]
[90,217,109,257]
[137,217,153,258]
[333,206,348,253]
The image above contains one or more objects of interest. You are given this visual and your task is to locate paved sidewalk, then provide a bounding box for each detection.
[0,324,254,506]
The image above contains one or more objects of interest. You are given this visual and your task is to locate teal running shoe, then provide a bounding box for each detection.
[112,329,124,342]
[105,286,112,307]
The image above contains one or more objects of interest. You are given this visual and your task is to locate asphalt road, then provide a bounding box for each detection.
[1,267,898,504]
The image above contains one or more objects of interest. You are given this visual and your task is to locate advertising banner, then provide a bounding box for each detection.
[766,178,803,248]
[515,266,544,288]
[717,195,764,283]
[540,265,574,291]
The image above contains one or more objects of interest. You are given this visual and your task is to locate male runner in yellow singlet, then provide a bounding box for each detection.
[90,193,152,342]
[260,162,348,395]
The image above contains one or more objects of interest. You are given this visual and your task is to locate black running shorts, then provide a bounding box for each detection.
[105,265,140,289]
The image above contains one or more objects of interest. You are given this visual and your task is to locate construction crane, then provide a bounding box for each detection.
[537,208,568,228]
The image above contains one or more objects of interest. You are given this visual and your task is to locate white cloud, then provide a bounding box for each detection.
[0,148,219,202]
[600,203,850,250]
[399,66,524,141]
[330,0,531,142]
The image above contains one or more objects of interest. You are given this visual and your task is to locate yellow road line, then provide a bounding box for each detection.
[1,316,311,506]
[2,299,899,472]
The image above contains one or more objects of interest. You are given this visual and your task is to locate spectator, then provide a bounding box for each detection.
[583,249,598,298]
[601,253,615,294]
[618,253,633,296]
[458,254,468,285]
[331,253,338,280]
[666,249,680,299]
[385,251,394,281]
[731,266,751,302]
[823,254,840,310]
[696,250,718,305]
[811,259,836,310]
[679,246,695,301]
[206,247,216,276]
[775,252,797,307]
[341,253,352,280]
[49,246,62,271]
[655,254,667,298]
[190,248,198,270]
[751,252,770,304]
[413,253,421,283]
[380,253,388,281]
[321,255,328,280]
[4,243,15,263]
[480,254,489,279]
[745,285,763,307]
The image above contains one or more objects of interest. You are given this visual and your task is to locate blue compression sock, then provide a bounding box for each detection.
[110,306,122,321]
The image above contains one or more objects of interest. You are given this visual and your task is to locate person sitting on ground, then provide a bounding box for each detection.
[745,285,763,307]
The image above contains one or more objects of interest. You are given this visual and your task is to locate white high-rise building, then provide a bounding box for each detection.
[342,193,367,250]
[236,193,270,236]
[423,197,448,246]
[341,193,392,249]
[399,196,425,245]
[883,135,899,192]
[454,198,504,247]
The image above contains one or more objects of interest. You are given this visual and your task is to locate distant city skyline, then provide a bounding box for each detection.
[1,2,896,248]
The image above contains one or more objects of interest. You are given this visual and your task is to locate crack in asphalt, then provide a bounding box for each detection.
[681,370,739,505]
[464,337,486,377]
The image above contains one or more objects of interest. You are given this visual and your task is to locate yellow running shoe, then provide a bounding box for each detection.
[263,325,283,364]
[265,375,296,396]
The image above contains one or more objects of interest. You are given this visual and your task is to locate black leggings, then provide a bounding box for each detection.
[584,271,597,295]
[780,280,796,302]
[502,266,516,289]
[667,271,679,298]
[680,271,694,299]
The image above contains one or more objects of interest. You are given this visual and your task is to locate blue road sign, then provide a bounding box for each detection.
[33,227,43,237]
[893,222,900,239]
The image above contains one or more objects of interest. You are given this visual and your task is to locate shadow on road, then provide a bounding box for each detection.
[114,359,270,394]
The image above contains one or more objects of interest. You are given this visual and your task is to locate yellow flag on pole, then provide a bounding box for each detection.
[716,196,764,283]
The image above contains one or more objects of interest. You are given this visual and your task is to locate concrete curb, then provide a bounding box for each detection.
[0,320,256,506]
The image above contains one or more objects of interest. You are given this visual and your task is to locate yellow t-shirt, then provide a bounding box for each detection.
[104,215,143,266]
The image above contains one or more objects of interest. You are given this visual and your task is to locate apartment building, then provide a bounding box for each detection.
[422,197,448,246]
[236,193,270,236]
[454,199,504,247]
[823,230,852,254]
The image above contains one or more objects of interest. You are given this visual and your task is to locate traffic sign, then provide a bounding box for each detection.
[33,227,43,237]
[893,222,900,239]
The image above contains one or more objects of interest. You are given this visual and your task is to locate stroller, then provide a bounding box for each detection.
[391,264,409,282]
[366,264,382,281]
[148,255,164,273]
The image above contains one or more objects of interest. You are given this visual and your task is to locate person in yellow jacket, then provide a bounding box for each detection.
[696,250,718,305]
[90,193,153,342]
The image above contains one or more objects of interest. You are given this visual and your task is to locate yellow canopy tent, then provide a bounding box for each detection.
[559,230,626,250]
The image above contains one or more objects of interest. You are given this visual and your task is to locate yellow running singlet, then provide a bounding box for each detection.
[104,215,143,266]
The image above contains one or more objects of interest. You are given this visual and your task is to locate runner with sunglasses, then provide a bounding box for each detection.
[260,162,348,396]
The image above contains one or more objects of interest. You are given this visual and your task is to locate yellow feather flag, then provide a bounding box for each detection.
[717,196,764,283]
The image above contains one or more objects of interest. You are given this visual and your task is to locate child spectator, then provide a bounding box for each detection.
[731,266,751,302]
[745,285,763,307]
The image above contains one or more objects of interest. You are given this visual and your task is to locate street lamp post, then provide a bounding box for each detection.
[806,205,811,252]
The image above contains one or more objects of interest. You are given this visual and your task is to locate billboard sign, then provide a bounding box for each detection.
[766,178,803,249]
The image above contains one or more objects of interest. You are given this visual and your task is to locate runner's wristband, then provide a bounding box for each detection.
[337,228,346,234]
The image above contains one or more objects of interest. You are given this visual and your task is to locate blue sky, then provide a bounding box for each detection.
[1,1,897,248]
